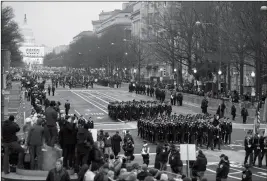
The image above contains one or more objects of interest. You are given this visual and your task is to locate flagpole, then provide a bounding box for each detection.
[263,98,267,123]
[253,101,261,135]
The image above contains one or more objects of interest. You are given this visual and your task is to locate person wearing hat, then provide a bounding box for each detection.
[244,130,253,166]
[169,145,183,175]
[141,140,150,166]
[216,155,230,181]
[2,115,25,174]
[124,130,134,145]
[192,150,207,180]
[241,164,252,181]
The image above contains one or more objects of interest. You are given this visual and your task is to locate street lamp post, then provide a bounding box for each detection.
[174,68,177,86]
[196,20,230,95]
[124,38,141,83]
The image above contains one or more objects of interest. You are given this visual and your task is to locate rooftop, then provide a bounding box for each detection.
[73,31,93,39]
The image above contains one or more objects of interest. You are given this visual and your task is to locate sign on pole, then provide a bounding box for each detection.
[180,144,196,177]
[89,129,97,142]
[180,144,196,161]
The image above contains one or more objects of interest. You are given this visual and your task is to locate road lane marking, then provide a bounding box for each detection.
[94,122,122,125]
[78,92,107,109]
[96,92,122,101]
[83,91,109,104]
[252,166,267,171]
[75,109,81,116]
[71,91,108,114]
[94,123,129,126]
[206,168,240,180]
[229,171,242,174]
[95,91,121,101]
[230,167,267,179]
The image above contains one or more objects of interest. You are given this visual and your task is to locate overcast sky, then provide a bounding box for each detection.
[3,1,124,48]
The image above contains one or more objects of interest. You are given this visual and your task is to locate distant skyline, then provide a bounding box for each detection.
[3,1,125,48]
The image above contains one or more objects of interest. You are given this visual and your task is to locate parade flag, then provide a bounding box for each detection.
[253,102,261,134]
[263,98,267,123]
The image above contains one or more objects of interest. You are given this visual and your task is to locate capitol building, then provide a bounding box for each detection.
[19,14,44,66]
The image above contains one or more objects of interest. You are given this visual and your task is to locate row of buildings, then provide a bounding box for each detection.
[88,1,263,94]
[19,2,264,94]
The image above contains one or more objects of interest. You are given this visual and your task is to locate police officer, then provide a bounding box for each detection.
[48,85,51,96]
[244,131,253,166]
[201,96,208,114]
[253,131,262,167]
[64,100,70,115]
[224,119,232,145]
[260,133,267,167]
[52,85,55,96]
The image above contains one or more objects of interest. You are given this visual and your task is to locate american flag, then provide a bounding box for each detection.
[253,102,261,134]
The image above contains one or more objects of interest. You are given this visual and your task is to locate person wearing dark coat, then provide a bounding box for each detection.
[231,104,236,121]
[123,139,135,162]
[64,100,70,116]
[91,142,104,172]
[75,123,94,172]
[241,164,252,181]
[192,150,207,180]
[2,115,24,174]
[46,159,70,181]
[59,117,77,169]
[201,97,208,114]
[48,85,51,96]
[216,155,230,181]
[44,98,50,109]
[111,131,122,157]
[241,107,249,124]
[169,146,183,174]
[52,85,55,96]
[154,144,162,169]
[123,130,134,144]
[27,118,44,170]
[158,144,170,171]
[44,101,58,147]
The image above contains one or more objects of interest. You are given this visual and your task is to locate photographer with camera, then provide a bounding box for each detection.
[123,138,135,163]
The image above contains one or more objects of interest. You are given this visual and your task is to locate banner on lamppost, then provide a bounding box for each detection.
[251,88,255,96]
[263,98,267,123]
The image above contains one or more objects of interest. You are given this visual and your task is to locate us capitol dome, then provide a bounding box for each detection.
[19,14,44,66]
[20,14,35,46]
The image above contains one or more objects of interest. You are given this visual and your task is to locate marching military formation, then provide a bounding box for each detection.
[137,113,233,150]
[129,83,185,104]
[244,130,267,167]
[108,100,172,121]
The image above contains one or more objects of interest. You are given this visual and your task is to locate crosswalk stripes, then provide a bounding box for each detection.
[86,113,104,115]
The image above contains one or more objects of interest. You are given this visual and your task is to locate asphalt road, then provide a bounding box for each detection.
[22,81,265,181]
